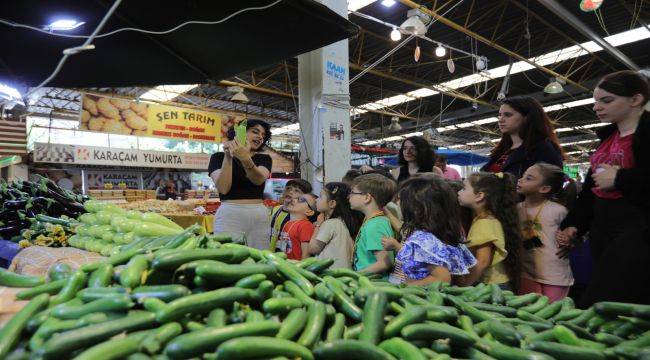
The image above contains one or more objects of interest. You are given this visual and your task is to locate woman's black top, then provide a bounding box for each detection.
[481,139,563,180]
[208,152,272,200]
[561,119,650,237]
[396,165,431,183]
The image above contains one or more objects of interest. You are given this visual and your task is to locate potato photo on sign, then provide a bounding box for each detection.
[83,96,98,116]
[97,97,120,119]
[81,110,90,123]
[122,109,147,130]
[110,98,131,110]
[88,117,107,131]
[130,102,148,117]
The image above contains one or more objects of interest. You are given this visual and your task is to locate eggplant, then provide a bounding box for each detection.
[3,199,27,210]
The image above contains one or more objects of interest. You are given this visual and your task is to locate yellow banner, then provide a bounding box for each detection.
[80,95,242,143]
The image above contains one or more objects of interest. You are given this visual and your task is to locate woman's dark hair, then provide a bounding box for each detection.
[342,169,362,185]
[468,172,522,292]
[532,162,577,209]
[226,118,272,151]
[597,70,650,154]
[398,176,463,246]
[322,182,363,238]
[492,96,563,160]
[398,136,435,172]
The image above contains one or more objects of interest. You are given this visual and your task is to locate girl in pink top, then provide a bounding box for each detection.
[516,163,575,302]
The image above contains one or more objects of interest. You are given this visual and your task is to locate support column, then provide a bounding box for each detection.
[298,0,350,193]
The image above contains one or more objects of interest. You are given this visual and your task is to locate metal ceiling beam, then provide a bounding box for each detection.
[397,0,591,92]
[535,0,639,70]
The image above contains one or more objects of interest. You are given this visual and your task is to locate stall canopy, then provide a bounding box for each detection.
[0,0,358,88]
[382,148,488,167]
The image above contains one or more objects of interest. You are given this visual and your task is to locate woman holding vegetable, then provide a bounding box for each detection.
[209,119,273,250]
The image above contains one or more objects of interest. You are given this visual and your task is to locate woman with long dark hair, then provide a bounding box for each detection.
[209,119,273,250]
[392,136,443,182]
[482,96,563,179]
[308,182,364,269]
[558,70,650,307]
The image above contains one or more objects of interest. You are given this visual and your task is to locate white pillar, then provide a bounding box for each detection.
[298,0,351,194]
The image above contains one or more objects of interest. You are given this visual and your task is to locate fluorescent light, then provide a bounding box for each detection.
[578,122,607,129]
[272,123,300,135]
[44,19,85,31]
[566,150,588,155]
[560,139,598,146]
[139,85,198,102]
[0,83,22,102]
[467,141,486,146]
[381,0,396,7]
[555,127,573,133]
[348,0,377,11]
[472,117,499,125]
[352,27,648,114]
[448,144,465,149]
[544,98,595,112]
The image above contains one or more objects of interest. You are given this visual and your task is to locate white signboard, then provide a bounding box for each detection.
[34,143,210,170]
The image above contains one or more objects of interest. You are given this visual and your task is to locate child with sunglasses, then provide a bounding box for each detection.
[277,193,319,260]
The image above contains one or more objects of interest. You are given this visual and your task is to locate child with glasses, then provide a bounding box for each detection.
[348,174,397,278]
[277,193,319,260]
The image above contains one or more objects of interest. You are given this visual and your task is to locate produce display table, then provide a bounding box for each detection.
[165,214,215,233]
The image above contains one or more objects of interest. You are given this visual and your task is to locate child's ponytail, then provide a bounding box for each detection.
[534,162,578,209]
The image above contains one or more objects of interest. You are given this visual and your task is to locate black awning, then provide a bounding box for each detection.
[0,0,358,88]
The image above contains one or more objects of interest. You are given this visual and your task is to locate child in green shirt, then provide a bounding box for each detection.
[348,173,397,276]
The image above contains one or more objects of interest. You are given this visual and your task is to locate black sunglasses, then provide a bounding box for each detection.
[297,197,317,211]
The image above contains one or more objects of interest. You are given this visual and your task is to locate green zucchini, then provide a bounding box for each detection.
[476,339,553,360]
[297,301,327,348]
[195,262,278,285]
[402,323,476,347]
[283,281,316,307]
[487,320,522,346]
[15,279,66,300]
[277,308,308,340]
[314,282,334,304]
[527,340,606,360]
[312,340,395,360]
[266,253,314,296]
[51,294,133,319]
[50,270,87,307]
[214,336,313,360]
[384,305,427,339]
[156,287,255,322]
[235,274,267,289]
[263,297,304,315]
[506,293,540,308]
[468,302,518,317]
[359,291,387,344]
[379,338,427,360]
[534,300,563,319]
[119,255,150,289]
[0,268,45,288]
[131,285,191,303]
[326,313,347,342]
[87,263,114,288]
[206,308,227,328]
[76,286,127,302]
[0,294,49,358]
[519,296,549,314]
[324,276,363,322]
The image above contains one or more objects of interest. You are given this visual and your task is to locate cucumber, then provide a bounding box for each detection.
[431,339,452,355]
[491,284,506,305]
[506,293,540,308]
[379,338,427,360]
[87,263,114,288]
[517,310,551,324]
[534,300,563,319]
[76,286,127,302]
[313,340,396,360]
[487,320,522,346]
[156,287,255,322]
[402,323,476,347]
[553,325,581,346]
[476,339,553,360]
[297,301,327,348]
[0,268,45,287]
[195,262,278,285]
[468,302,518,317]
[321,268,361,279]
[593,301,650,318]
[304,258,335,274]
[515,324,538,340]
[50,270,87,307]
[458,315,481,340]
[326,313,346,342]
[265,253,314,296]
[119,255,150,289]
[359,291,388,344]
[263,297,304,315]
[235,274,267,289]
[554,322,596,341]
[344,323,364,340]
[283,281,316,307]
[296,257,318,269]
[465,284,493,302]
[164,321,280,359]
[246,310,265,323]
[51,294,134,319]
[527,329,557,342]
[594,332,624,346]
[527,340,606,360]
[447,296,496,323]
[428,291,444,306]
[384,306,427,339]
[131,285,191,303]
[567,308,595,326]
[553,309,584,322]
[454,347,498,360]
[520,296,549,314]
[81,248,146,272]
[214,336,313,360]
[15,279,66,300]
[151,249,243,271]
[0,294,49,358]
[277,308,308,340]
[36,311,157,358]
[324,276,363,322]
[206,308,227,328]
[29,313,109,351]
[314,282,334,304]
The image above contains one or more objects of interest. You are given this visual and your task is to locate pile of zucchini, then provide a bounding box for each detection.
[2,239,650,360]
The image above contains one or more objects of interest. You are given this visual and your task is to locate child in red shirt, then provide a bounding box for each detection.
[278,193,319,260]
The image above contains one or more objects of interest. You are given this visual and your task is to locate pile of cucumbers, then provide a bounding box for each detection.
[2,239,650,360]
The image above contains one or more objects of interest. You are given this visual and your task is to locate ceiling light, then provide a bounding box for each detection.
[447,58,455,73]
[435,44,446,57]
[381,0,396,7]
[388,117,402,131]
[0,83,22,103]
[400,9,430,36]
[228,87,249,104]
[139,84,198,102]
[43,19,85,31]
[544,77,565,94]
[348,0,378,12]
[390,28,401,41]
